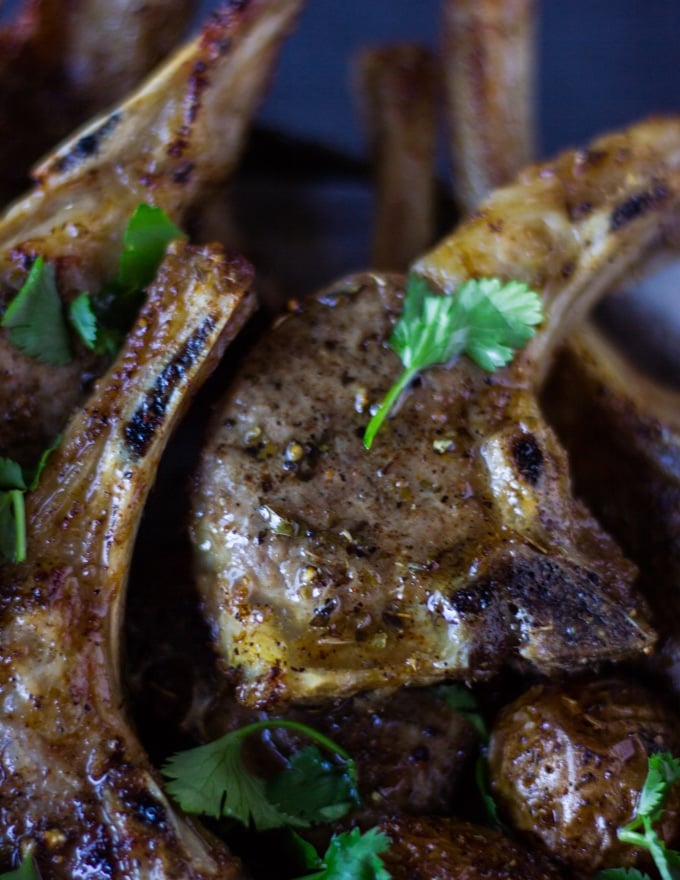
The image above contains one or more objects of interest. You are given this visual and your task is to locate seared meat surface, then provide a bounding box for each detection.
[191,117,680,707]
[0,242,255,878]
[0,0,304,464]
[377,817,561,880]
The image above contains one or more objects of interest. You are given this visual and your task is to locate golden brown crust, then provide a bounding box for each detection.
[0,0,195,206]
[0,242,255,878]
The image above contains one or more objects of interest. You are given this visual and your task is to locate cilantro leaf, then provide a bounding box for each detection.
[0,854,40,879]
[266,745,360,824]
[89,204,183,349]
[603,752,680,880]
[2,206,182,366]
[162,727,298,829]
[363,274,543,449]
[1,257,71,366]
[162,719,358,832]
[293,828,392,880]
[638,753,680,823]
[68,292,98,350]
[118,204,183,291]
[0,458,27,491]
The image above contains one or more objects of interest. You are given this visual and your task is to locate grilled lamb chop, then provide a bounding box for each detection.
[0,241,256,878]
[191,117,680,708]
[0,0,304,465]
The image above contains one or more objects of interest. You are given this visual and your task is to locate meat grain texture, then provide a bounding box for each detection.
[191,117,680,707]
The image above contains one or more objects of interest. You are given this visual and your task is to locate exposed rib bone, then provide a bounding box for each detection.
[0,241,256,878]
[0,0,194,205]
[354,44,438,270]
[441,0,536,214]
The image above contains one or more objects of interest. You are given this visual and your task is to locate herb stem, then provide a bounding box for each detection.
[10,490,26,563]
[238,718,354,767]
[363,366,418,450]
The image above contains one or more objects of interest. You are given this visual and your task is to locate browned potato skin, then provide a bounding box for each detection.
[488,679,680,873]
[378,816,561,880]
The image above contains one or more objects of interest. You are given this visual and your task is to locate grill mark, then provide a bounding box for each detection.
[512,434,544,485]
[609,181,669,231]
[124,318,216,458]
[52,113,122,174]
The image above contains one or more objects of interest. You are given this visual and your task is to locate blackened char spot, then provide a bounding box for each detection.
[512,434,544,485]
[124,318,215,458]
[610,182,669,231]
[52,113,122,173]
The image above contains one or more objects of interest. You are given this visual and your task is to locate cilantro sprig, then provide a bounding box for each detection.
[292,827,392,880]
[161,719,360,831]
[597,753,680,880]
[363,274,543,449]
[82,204,183,354]
[1,257,71,366]
[0,439,59,564]
[1,205,182,365]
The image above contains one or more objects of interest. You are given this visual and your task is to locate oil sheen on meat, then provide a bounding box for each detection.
[192,118,680,707]
[0,242,256,878]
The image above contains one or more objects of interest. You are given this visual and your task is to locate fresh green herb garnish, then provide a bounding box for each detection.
[0,854,40,879]
[68,291,98,350]
[1,257,71,366]
[2,205,182,363]
[292,827,392,880]
[266,744,359,824]
[363,274,543,449]
[86,204,182,352]
[0,439,60,564]
[597,753,680,880]
[162,719,359,831]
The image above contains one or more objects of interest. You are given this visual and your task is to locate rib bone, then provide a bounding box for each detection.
[0,241,256,878]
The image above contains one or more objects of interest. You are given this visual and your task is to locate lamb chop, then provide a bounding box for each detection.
[190,117,680,708]
[0,240,256,878]
[0,0,304,465]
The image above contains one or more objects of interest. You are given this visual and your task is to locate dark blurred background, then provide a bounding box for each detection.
[248,0,680,161]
